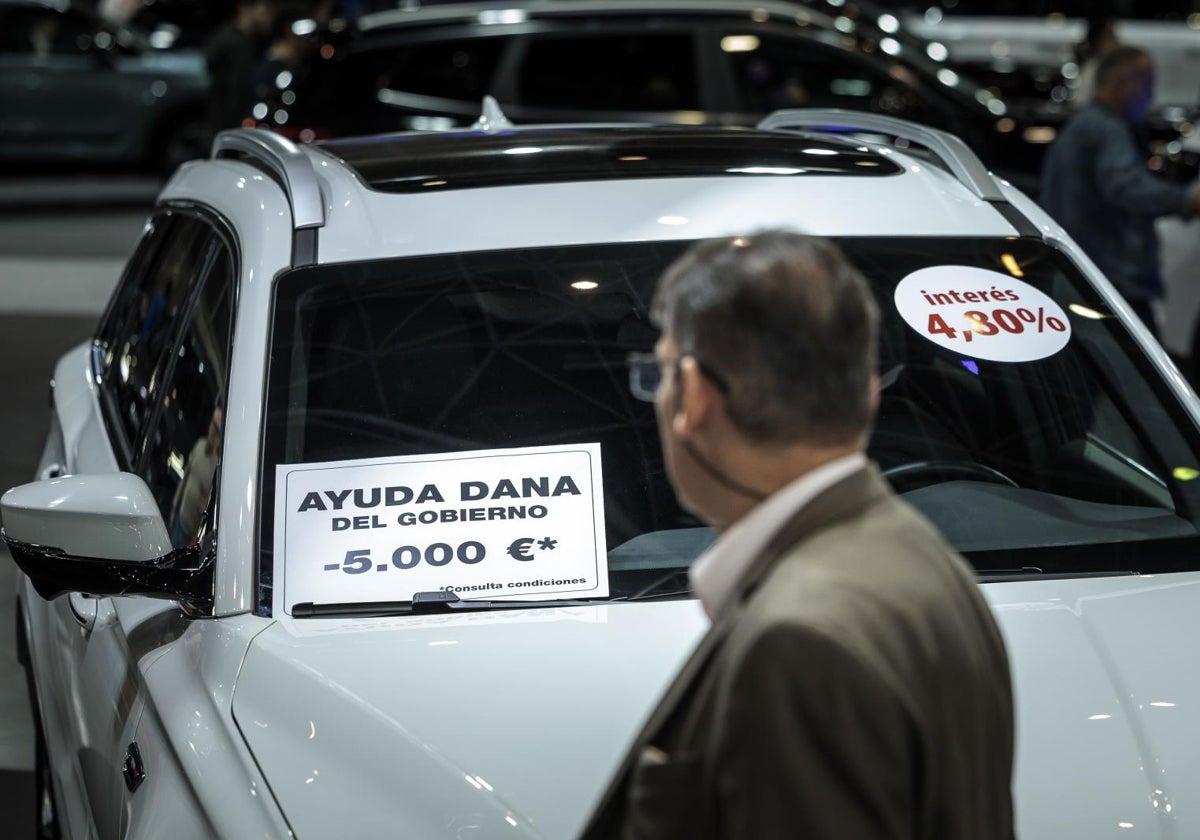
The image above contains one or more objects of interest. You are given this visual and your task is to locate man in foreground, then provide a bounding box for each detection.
[583,231,1015,839]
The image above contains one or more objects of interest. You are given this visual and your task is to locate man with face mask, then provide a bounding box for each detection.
[1040,45,1200,335]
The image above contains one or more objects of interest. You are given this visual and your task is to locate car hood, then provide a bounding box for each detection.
[985,571,1200,839]
[232,599,708,839]
[233,573,1200,839]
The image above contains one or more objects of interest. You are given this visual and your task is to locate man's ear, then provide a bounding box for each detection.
[672,356,720,438]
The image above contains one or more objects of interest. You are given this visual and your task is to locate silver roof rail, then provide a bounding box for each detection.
[757,108,1006,203]
[211,128,326,230]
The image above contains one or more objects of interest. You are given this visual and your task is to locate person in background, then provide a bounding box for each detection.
[1040,46,1200,336]
[582,231,1015,840]
[204,0,277,134]
[249,3,319,127]
[1071,16,1120,109]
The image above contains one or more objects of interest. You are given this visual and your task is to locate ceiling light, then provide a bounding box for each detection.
[721,34,761,53]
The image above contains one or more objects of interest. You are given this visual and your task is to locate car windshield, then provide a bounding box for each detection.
[258,236,1200,616]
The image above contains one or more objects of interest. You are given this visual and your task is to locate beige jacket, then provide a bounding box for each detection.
[581,464,1014,840]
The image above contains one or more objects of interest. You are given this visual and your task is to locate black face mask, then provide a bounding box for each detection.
[681,439,767,503]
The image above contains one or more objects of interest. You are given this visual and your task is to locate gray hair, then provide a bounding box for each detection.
[652,230,879,445]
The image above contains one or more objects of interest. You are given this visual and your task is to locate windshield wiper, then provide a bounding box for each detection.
[613,568,694,602]
[977,566,1137,582]
[291,571,702,618]
[290,590,605,618]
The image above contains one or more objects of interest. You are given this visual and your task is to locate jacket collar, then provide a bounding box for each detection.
[728,462,892,615]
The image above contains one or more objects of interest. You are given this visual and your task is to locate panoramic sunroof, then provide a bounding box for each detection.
[318,126,903,193]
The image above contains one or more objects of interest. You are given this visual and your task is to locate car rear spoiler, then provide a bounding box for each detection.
[759,108,1041,238]
[758,108,1006,202]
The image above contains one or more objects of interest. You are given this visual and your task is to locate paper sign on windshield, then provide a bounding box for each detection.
[894,266,1072,362]
[274,444,608,616]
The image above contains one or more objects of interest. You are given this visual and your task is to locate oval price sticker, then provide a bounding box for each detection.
[894,265,1072,362]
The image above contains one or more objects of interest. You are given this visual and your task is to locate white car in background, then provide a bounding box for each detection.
[6,107,1200,838]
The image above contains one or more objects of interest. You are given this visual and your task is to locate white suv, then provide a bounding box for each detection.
[7,107,1200,839]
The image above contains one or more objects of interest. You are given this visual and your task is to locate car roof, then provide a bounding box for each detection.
[359,0,875,35]
[175,113,1031,270]
[316,126,904,193]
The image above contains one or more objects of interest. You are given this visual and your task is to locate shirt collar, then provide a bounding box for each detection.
[688,452,867,621]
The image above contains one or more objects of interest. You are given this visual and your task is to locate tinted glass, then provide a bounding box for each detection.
[364,36,507,100]
[260,237,1200,613]
[724,34,945,125]
[519,33,699,111]
[142,246,234,549]
[97,214,216,461]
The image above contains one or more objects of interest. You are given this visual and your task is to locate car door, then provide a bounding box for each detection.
[38,210,232,840]
[116,234,235,837]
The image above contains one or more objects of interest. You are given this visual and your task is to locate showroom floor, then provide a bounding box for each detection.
[0,184,148,832]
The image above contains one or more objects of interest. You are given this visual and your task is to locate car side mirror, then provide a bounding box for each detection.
[1,473,213,611]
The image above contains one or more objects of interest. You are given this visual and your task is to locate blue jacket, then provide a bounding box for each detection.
[1039,102,1190,302]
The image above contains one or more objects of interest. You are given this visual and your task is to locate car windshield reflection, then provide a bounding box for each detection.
[258,236,1200,616]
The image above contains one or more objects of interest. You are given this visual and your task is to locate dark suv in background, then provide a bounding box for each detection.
[259,0,1070,191]
[0,0,210,172]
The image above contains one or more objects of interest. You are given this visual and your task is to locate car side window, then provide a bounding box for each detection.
[141,244,234,549]
[723,33,942,125]
[365,37,507,101]
[518,33,699,111]
[96,213,218,466]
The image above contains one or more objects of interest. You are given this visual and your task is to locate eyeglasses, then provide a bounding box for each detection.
[627,351,730,403]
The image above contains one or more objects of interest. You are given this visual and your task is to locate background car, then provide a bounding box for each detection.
[124,0,229,50]
[7,109,1200,838]
[900,1,1200,114]
[261,0,1071,191]
[0,0,210,172]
